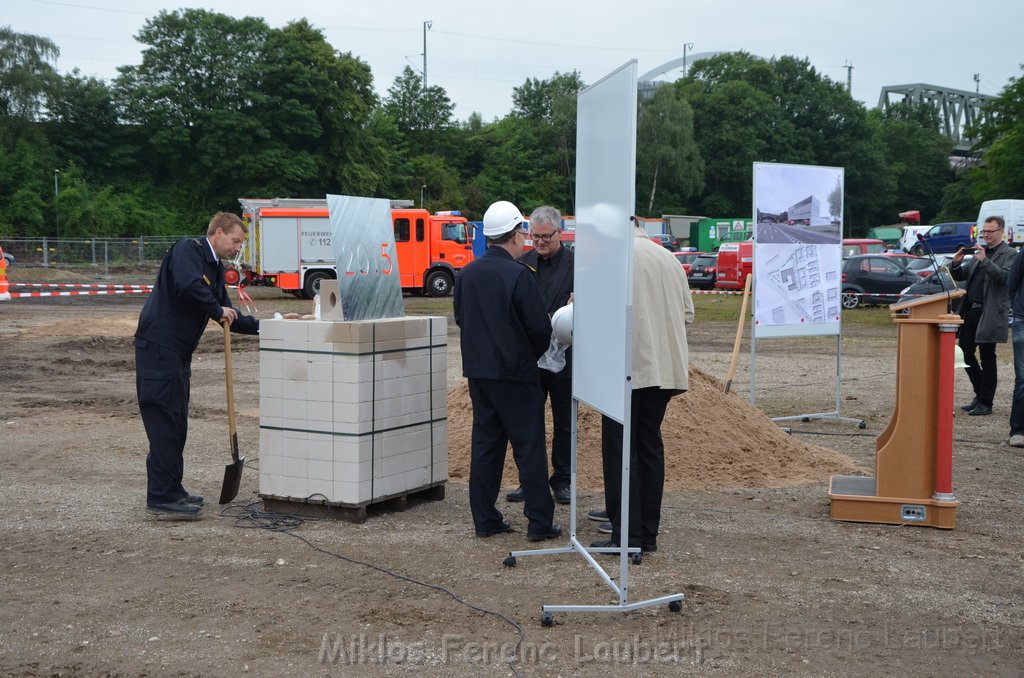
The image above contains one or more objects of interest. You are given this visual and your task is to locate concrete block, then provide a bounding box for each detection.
[281,320,309,347]
[281,475,308,499]
[305,353,333,382]
[259,319,285,341]
[281,355,308,382]
[306,431,334,461]
[318,279,344,321]
[306,477,333,500]
[334,459,373,485]
[307,458,333,482]
[259,352,283,379]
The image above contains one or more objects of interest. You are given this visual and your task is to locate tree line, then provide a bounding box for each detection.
[1,12,1022,239]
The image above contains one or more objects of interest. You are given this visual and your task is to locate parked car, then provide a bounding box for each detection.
[841,254,922,309]
[2,250,12,267]
[673,251,702,275]
[898,269,966,313]
[898,225,932,253]
[910,222,975,255]
[687,253,718,290]
[651,233,680,252]
[841,238,886,257]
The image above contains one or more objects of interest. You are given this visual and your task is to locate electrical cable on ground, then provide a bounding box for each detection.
[218,496,526,678]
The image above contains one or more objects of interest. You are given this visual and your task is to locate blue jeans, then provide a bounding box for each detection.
[1011,321,1024,435]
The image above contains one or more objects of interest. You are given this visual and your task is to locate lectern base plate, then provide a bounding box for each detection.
[828,475,959,529]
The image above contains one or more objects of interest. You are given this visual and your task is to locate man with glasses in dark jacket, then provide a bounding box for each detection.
[951,216,1016,417]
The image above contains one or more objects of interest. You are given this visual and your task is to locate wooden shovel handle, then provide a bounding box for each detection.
[724,273,753,393]
[222,321,239,461]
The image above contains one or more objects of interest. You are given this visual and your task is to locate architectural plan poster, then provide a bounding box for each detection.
[752,162,844,338]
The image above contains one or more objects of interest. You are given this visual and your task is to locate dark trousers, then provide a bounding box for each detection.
[601,387,674,549]
[468,378,555,535]
[540,366,572,490]
[959,306,998,407]
[136,339,191,505]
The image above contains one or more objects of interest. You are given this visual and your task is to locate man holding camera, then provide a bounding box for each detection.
[951,216,1016,416]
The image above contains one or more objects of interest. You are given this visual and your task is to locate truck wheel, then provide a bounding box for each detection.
[425,270,453,297]
[303,271,334,299]
[224,266,240,286]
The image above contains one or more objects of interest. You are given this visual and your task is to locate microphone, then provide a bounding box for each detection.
[916,232,952,312]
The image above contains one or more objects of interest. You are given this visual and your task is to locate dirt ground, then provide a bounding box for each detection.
[1,269,1022,677]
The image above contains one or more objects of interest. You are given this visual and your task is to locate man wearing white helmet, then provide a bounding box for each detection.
[453,200,562,541]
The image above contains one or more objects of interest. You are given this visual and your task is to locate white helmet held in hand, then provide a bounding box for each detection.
[552,304,573,345]
[482,201,524,237]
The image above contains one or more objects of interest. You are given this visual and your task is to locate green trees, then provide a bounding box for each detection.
[2,19,1022,240]
[636,84,704,216]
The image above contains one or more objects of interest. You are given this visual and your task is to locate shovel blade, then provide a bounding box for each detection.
[219,457,245,504]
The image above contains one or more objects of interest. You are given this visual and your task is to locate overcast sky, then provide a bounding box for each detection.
[7,0,1023,122]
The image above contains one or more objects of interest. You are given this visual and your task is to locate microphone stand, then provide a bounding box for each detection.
[916,233,953,314]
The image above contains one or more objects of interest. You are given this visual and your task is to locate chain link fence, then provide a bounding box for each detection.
[0,236,201,276]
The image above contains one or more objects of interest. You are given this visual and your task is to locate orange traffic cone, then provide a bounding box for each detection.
[0,245,10,301]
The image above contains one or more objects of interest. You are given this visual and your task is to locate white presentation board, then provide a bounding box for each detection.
[572,61,638,423]
[752,163,844,338]
[326,194,405,321]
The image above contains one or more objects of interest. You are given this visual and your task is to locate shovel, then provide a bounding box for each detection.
[218,320,245,504]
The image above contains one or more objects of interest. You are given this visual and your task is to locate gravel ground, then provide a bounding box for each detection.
[1,275,1021,677]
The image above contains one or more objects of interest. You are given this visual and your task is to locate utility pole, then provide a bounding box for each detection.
[54,169,60,240]
[423,20,432,88]
[974,73,980,93]
[844,61,854,93]
[682,42,694,74]
[420,184,427,209]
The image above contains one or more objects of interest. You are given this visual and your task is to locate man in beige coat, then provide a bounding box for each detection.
[592,223,694,554]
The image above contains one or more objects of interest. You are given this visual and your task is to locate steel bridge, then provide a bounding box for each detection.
[878,84,993,153]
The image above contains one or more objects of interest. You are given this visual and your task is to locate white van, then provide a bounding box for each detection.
[899,225,932,253]
[977,200,1024,245]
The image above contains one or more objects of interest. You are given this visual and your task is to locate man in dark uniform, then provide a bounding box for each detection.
[454,200,561,541]
[506,205,575,505]
[136,212,260,518]
[951,216,1016,416]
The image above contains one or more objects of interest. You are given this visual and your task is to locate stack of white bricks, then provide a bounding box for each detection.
[258,316,447,505]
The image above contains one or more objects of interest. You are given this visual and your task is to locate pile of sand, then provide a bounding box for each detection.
[447,366,861,491]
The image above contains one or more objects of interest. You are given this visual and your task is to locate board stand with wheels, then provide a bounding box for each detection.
[501,59,684,627]
[504,399,684,627]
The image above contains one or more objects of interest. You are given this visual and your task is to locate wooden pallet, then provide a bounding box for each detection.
[259,481,446,524]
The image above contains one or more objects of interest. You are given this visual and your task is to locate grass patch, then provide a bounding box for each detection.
[692,293,894,325]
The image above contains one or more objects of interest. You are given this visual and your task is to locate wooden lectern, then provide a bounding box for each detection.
[828,289,965,529]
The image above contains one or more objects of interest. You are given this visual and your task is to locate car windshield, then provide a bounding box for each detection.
[905,257,933,271]
[694,255,716,266]
[675,253,701,264]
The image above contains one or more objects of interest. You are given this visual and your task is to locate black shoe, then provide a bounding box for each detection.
[505,486,525,502]
[587,509,608,521]
[968,404,992,416]
[960,398,979,412]
[184,494,204,505]
[642,542,658,553]
[553,487,571,504]
[527,523,562,541]
[597,521,612,534]
[146,499,200,519]
[475,520,513,537]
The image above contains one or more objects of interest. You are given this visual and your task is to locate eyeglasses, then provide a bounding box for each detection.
[981,229,1000,234]
[530,232,559,242]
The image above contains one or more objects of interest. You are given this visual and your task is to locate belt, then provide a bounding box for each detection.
[970,302,984,309]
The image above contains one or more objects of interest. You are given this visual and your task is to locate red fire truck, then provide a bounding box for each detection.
[236,198,473,297]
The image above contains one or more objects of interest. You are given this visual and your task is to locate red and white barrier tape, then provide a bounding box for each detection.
[11,282,153,289]
[9,289,151,298]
